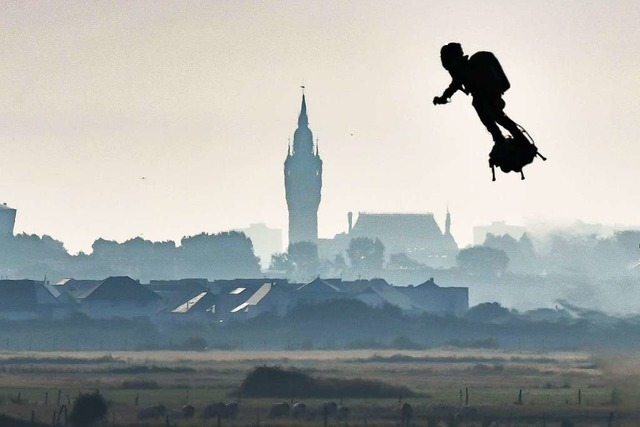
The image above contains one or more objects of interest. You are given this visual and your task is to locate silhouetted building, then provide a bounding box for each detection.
[0,203,16,237]
[77,276,162,319]
[319,211,458,268]
[284,93,322,245]
[0,280,67,320]
[236,223,283,269]
[317,210,458,269]
[145,278,208,309]
[442,207,458,255]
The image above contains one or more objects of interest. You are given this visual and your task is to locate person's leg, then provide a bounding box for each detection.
[472,97,504,143]
[494,98,526,141]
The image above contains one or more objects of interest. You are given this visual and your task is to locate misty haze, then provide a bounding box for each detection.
[1,1,640,426]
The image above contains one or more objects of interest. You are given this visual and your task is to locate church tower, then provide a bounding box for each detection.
[284,92,322,245]
[445,206,452,236]
[442,205,458,256]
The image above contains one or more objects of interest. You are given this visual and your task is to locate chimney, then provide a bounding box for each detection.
[347,212,353,234]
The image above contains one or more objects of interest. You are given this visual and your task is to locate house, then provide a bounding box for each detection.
[229,282,293,320]
[54,278,102,300]
[77,276,163,319]
[354,282,423,314]
[296,277,342,304]
[145,278,208,310]
[169,291,219,322]
[0,280,67,320]
[397,277,468,316]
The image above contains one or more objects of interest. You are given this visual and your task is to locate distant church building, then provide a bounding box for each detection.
[348,211,458,266]
[284,93,322,245]
[318,210,458,269]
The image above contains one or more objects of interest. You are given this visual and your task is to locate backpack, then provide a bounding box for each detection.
[488,128,546,181]
[468,51,511,95]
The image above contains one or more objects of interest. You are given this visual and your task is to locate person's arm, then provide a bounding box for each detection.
[433,78,462,105]
[442,79,462,99]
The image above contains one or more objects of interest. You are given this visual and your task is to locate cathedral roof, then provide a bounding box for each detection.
[350,213,444,247]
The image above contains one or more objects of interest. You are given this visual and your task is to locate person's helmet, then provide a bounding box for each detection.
[440,42,464,70]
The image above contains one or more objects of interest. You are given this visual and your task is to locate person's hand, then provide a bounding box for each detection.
[433,96,448,105]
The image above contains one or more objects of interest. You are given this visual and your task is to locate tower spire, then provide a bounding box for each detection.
[298,88,308,128]
[445,205,451,236]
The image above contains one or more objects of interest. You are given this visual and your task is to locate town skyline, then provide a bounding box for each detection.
[2,1,640,254]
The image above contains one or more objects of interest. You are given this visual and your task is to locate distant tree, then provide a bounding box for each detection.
[519,233,535,254]
[0,233,70,280]
[387,252,425,270]
[347,237,385,277]
[87,237,178,281]
[287,242,319,281]
[69,391,108,427]
[614,230,640,264]
[269,252,292,273]
[456,246,509,277]
[542,234,598,276]
[331,253,348,276]
[465,302,511,322]
[334,253,347,271]
[179,231,261,279]
[483,233,537,274]
[483,233,519,253]
[319,253,347,278]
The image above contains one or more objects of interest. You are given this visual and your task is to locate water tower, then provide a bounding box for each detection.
[0,204,16,237]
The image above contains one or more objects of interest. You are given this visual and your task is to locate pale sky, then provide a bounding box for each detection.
[0,0,639,253]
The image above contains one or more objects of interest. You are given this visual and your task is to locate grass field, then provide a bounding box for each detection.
[0,349,637,426]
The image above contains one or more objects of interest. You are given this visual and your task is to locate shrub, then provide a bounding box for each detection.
[239,366,416,398]
[69,392,108,427]
[121,380,159,389]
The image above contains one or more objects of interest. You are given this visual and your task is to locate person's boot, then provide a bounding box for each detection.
[492,132,506,145]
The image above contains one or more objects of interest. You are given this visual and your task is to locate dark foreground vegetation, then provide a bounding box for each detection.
[239,366,416,398]
[0,413,47,427]
[2,299,640,353]
[0,348,639,426]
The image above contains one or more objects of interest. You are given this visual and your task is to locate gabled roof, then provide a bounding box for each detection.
[337,278,390,294]
[83,276,160,304]
[171,291,217,314]
[54,279,102,300]
[350,213,444,245]
[357,282,421,312]
[210,278,290,295]
[231,282,272,313]
[416,277,439,288]
[43,282,61,299]
[296,277,341,293]
[144,280,207,309]
[36,282,61,305]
